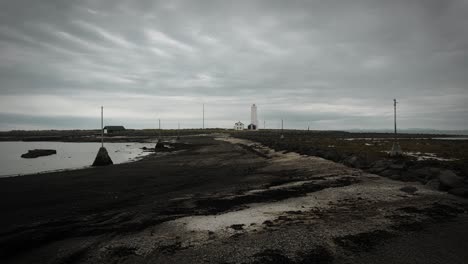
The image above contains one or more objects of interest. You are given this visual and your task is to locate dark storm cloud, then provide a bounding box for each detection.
[0,0,467,130]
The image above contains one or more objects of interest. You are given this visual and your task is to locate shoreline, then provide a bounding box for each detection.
[0,140,181,178]
[0,151,154,179]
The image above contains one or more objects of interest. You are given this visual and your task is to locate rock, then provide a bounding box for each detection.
[399,171,422,182]
[400,186,418,194]
[428,167,442,176]
[389,163,405,170]
[438,170,463,190]
[322,149,341,162]
[448,187,468,198]
[92,147,113,166]
[368,167,386,174]
[389,174,403,181]
[380,169,400,178]
[344,155,366,168]
[21,149,56,158]
[407,167,440,181]
[369,160,391,173]
[425,179,440,190]
[372,159,390,168]
[155,141,169,150]
[229,224,245,230]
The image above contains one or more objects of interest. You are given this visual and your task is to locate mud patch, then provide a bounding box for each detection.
[195,177,359,214]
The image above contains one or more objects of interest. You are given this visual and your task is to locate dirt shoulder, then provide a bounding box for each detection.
[0,135,467,264]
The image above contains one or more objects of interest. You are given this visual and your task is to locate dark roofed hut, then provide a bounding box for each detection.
[103,126,125,134]
[247,124,257,130]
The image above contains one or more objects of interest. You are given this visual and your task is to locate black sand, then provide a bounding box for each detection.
[0,135,467,263]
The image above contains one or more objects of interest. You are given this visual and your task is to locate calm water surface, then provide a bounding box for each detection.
[0,141,153,177]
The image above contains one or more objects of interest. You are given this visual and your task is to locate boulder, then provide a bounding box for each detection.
[380,169,400,178]
[389,174,404,181]
[21,149,56,159]
[438,170,464,190]
[425,179,441,190]
[399,171,422,182]
[407,167,440,181]
[92,147,113,166]
[448,187,468,198]
[322,149,341,162]
[372,159,391,169]
[369,159,391,173]
[155,140,168,150]
[400,186,418,194]
[389,163,406,170]
[344,155,366,168]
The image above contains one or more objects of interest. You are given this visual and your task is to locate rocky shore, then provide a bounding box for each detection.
[233,131,468,198]
[20,149,57,158]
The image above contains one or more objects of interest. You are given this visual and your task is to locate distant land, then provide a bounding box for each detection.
[1,128,468,136]
[347,128,468,135]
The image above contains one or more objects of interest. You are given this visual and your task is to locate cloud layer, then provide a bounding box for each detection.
[1,0,467,130]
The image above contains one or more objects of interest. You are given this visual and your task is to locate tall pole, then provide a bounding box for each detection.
[264,120,266,129]
[390,98,402,156]
[394,99,397,140]
[178,122,180,138]
[280,119,284,139]
[202,104,205,129]
[101,106,104,148]
[158,118,161,140]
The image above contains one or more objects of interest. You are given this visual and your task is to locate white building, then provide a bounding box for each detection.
[234,121,244,130]
[248,104,258,130]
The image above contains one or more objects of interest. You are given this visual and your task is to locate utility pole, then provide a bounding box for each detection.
[390,98,402,156]
[101,106,104,148]
[92,105,113,166]
[202,104,205,130]
[394,98,397,139]
[280,119,284,139]
[264,120,266,129]
[158,118,161,141]
[177,122,180,140]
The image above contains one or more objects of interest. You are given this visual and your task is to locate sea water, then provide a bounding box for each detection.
[0,141,153,177]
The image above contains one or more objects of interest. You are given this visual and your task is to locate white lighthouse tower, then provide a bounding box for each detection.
[248,104,258,130]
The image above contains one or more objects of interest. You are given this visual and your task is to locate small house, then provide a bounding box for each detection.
[103,126,125,134]
[247,124,257,130]
[234,121,244,130]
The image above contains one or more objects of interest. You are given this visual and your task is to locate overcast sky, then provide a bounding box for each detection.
[0,0,467,131]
